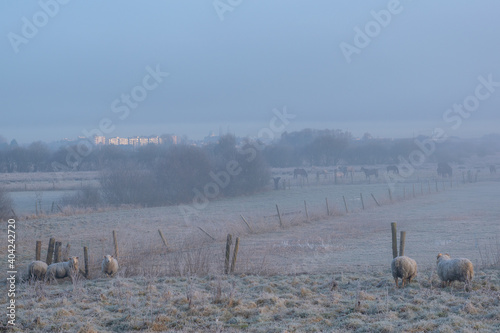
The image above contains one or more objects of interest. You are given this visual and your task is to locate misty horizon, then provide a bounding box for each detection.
[1,1,499,147]
[2,119,500,146]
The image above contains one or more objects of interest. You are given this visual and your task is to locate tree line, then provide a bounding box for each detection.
[1,130,500,173]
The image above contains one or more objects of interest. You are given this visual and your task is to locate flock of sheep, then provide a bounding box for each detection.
[24,250,474,292]
[391,253,474,290]
[24,254,119,283]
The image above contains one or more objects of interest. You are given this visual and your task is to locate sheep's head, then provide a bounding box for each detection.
[436,253,450,263]
[69,257,79,271]
[103,255,113,264]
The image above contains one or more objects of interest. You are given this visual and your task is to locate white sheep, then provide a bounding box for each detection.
[45,257,79,283]
[436,253,474,288]
[101,255,119,276]
[391,256,417,288]
[25,260,48,281]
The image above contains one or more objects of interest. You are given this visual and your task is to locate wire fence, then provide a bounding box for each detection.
[15,171,500,281]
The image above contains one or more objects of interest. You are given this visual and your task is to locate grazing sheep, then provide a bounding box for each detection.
[25,260,48,281]
[101,255,119,276]
[391,256,417,288]
[436,253,474,288]
[45,257,79,283]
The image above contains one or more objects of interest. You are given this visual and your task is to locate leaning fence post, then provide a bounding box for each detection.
[343,196,349,213]
[113,230,119,258]
[276,204,283,227]
[371,193,381,207]
[240,215,253,233]
[230,237,240,274]
[325,198,331,216]
[54,241,62,263]
[46,237,55,265]
[36,241,42,261]
[399,231,406,257]
[158,229,168,248]
[391,222,398,259]
[224,234,232,274]
[304,201,309,221]
[360,193,365,210]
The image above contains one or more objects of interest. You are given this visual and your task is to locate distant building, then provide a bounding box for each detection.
[148,136,160,145]
[129,137,139,147]
[118,137,129,145]
[108,137,120,145]
[94,136,106,145]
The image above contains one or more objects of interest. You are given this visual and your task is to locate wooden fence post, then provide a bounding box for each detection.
[325,198,330,216]
[371,193,381,207]
[36,241,42,261]
[230,237,240,274]
[388,188,392,202]
[435,180,439,192]
[360,193,365,210]
[83,246,89,278]
[399,231,406,257]
[46,237,55,265]
[304,201,309,222]
[240,215,253,233]
[158,229,168,248]
[197,226,216,241]
[54,241,62,263]
[391,222,398,259]
[343,196,349,213]
[225,234,232,274]
[63,243,71,261]
[35,241,42,260]
[113,230,119,258]
[276,204,283,227]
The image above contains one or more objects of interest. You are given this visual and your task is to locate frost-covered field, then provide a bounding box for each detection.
[2,168,500,331]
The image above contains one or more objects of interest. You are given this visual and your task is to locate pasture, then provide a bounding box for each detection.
[1,164,500,332]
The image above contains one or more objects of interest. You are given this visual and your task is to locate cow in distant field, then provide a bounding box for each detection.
[386,165,399,174]
[293,168,308,179]
[490,165,497,174]
[437,162,452,178]
[361,167,378,179]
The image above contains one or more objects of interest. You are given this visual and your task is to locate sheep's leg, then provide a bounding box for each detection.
[394,278,399,288]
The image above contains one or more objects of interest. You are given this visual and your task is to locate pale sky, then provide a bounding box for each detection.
[1,0,499,144]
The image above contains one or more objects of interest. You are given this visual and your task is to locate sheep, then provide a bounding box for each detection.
[101,255,119,277]
[436,253,474,289]
[391,256,417,288]
[25,260,48,281]
[45,257,79,283]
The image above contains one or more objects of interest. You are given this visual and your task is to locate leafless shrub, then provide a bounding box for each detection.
[100,161,162,206]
